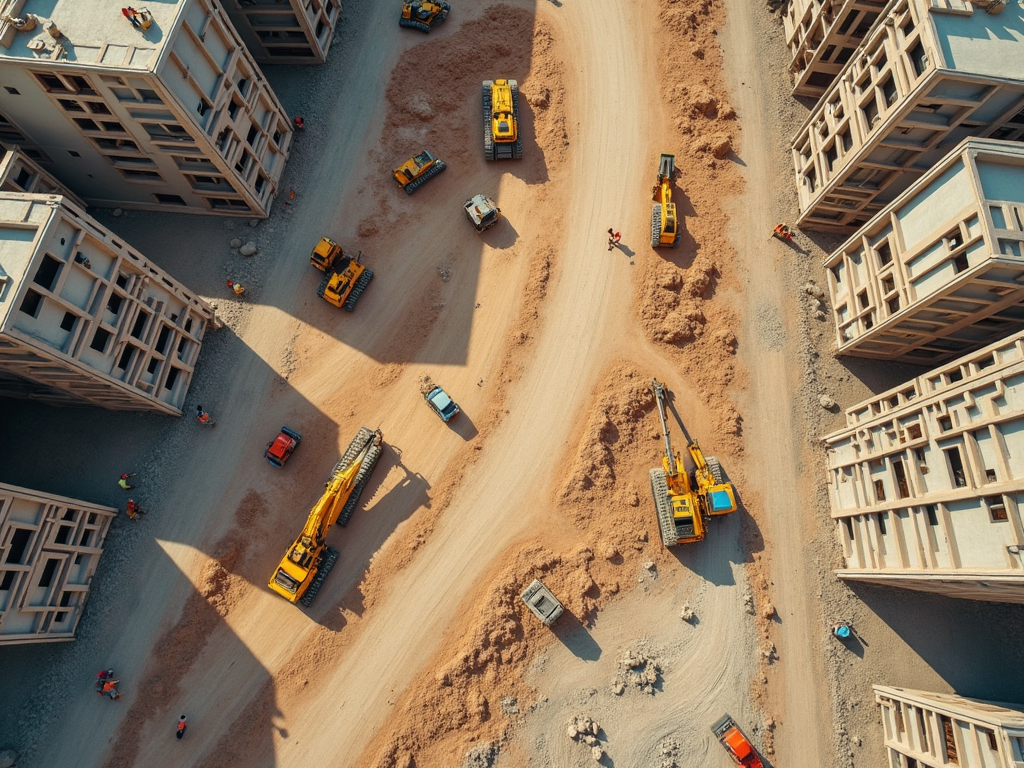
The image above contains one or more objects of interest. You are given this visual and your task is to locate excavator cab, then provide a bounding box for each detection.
[651,153,679,248]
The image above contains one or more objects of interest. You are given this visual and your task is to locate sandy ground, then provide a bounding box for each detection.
[3,1,1024,767]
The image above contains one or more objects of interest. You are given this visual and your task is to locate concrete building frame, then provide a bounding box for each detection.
[221,0,343,65]
[791,0,1024,232]
[825,331,1024,603]
[0,482,117,645]
[0,0,292,217]
[824,139,1024,365]
[875,686,1024,768]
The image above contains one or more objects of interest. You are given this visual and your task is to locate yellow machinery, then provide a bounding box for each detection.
[483,79,522,160]
[311,238,373,311]
[269,428,384,606]
[649,379,736,547]
[399,1,449,32]
[393,149,447,194]
[651,153,679,248]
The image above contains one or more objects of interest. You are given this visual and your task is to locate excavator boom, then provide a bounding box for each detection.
[269,428,383,605]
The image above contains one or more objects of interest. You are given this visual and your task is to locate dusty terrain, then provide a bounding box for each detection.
[3,1,1024,768]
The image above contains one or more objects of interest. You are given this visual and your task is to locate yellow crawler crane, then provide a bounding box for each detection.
[268,428,383,606]
[651,153,679,248]
[649,379,737,547]
[482,79,522,160]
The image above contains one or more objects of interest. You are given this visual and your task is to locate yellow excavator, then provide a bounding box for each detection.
[651,153,679,248]
[268,427,384,606]
[483,79,522,160]
[649,378,736,547]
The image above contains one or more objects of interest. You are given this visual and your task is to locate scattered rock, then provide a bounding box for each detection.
[803,283,825,300]
[680,604,695,622]
[591,746,604,762]
[584,735,598,746]
[463,742,498,768]
[249,219,260,227]
[567,724,579,739]
[527,87,550,108]
[611,681,625,695]
[816,310,828,321]
[0,749,17,768]
[229,238,242,249]
[438,266,452,282]
[501,696,519,715]
[711,136,732,158]
[743,591,755,615]
[239,242,258,257]
[409,92,435,121]
[819,394,836,409]
[112,208,123,217]
[762,602,776,619]
[761,642,778,662]
[603,544,619,560]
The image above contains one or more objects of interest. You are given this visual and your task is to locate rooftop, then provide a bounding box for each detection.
[0,0,181,69]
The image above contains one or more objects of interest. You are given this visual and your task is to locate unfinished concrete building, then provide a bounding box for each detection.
[792,0,1024,232]
[784,0,888,99]
[0,482,116,645]
[824,331,1024,603]
[1,145,83,207]
[825,139,1024,366]
[221,0,343,65]
[0,0,291,217]
[875,686,1024,768]
[0,191,216,414]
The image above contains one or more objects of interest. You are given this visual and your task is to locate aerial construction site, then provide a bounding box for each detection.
[2,0,1024,767]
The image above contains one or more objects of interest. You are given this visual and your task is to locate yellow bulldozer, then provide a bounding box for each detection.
[310,237,373,311]
[651,153,679,248]
[393,149,447,194]
[399,1,449,32]
[649,378,736,547]
[483,79,522,160]
[268,427,384,606]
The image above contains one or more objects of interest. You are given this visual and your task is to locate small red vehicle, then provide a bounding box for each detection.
[265,427,301,467]
[711,714,764,768]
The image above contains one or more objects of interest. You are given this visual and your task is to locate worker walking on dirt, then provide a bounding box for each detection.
[118,472,136,490]
[125,500,146,520]
[100,678,120,699]
[176,715,187,739]
[772,223,794,241]
[607,228,621,250]
[196,405,217,428]
[226,279,245,296]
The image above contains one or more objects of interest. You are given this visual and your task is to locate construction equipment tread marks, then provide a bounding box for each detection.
[650,468,677,548]
[343,269,374,312]
[299,547,339,607]
[706,456,724,484]
[651,205,662,248]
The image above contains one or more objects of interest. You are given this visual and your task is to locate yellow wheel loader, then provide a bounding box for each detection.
[399,1,449,32]
[393,149,447,194]
[649,378,736,547]
[483,79,522,160]
[268,427,384,606]
[316,248,373,311]
[651,153,679,248]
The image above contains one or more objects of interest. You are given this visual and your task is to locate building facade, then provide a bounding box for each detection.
[221,0,343,65]
[0,145,83,207]
[791,0,1024,232]
[784,0,888,99]
[0,482,117,645]
[825,331,1024,603]
[0,0,292,217]
[825,139,1024,365]
[875,686,1024,768]
[0,190,216,414]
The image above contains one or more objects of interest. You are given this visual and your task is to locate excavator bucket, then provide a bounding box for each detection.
[659,153,675,180]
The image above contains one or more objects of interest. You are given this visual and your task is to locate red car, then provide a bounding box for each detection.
[265,427,301,467]
[711,715,764,768]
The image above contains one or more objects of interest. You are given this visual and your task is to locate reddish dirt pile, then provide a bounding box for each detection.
[363,364,672,767]
[104,492,270,768]
[633,0,745,452]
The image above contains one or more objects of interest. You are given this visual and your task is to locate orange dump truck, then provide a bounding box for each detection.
[711,715,764,768]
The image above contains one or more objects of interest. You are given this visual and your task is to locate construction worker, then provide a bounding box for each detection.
[101,679,120,699]
[176,715,187,739]
[293,116,305,131]
[196,405,216,427]
[772,223,794,241]
[126,500,145,520]
[226,279,245,296]
[118,472,136,490]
